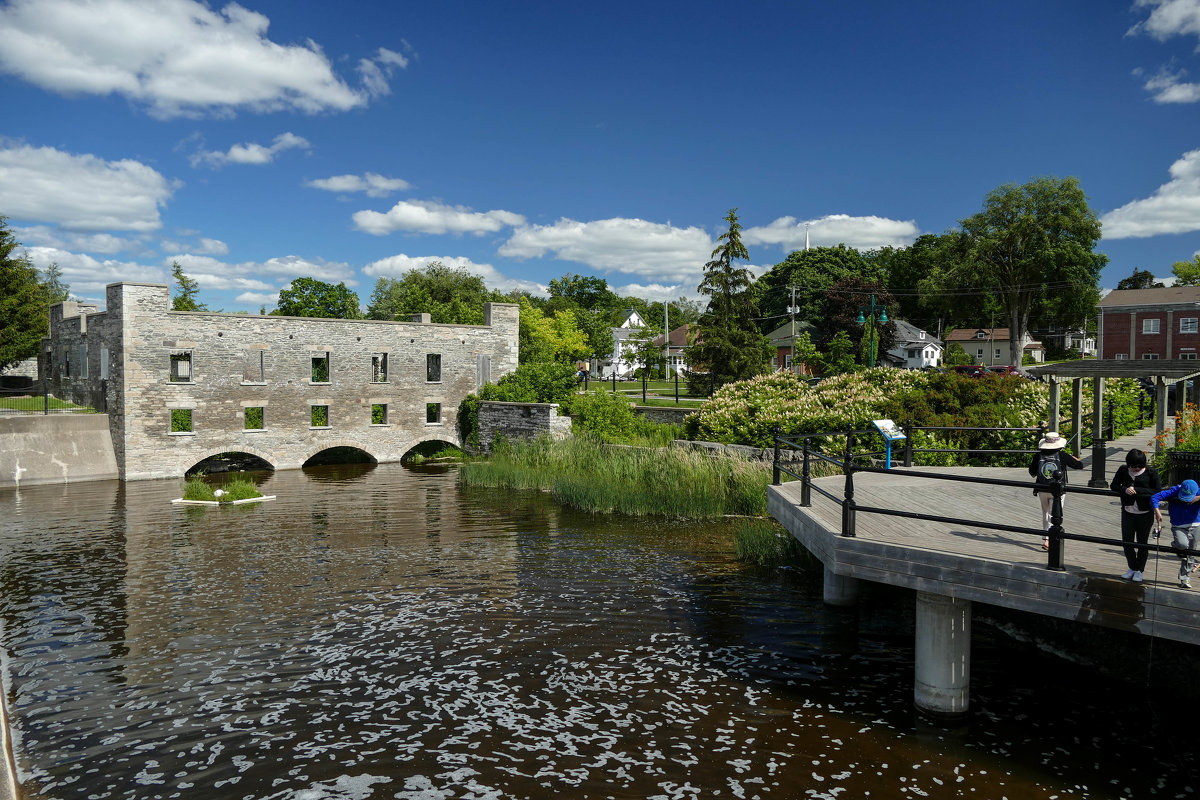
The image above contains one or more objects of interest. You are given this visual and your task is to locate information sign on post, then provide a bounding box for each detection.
[873,419,906,470]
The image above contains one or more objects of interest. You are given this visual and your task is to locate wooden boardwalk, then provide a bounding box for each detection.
[768,428,1200,647]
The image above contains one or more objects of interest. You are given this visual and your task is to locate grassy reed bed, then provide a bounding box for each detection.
[459,435,769,519]
[732,518,817,567]
[182,476,262,502]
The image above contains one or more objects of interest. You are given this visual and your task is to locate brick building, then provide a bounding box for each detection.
[1097,286,1200,362]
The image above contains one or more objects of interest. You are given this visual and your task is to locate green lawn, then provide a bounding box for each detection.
[0,395,99,413]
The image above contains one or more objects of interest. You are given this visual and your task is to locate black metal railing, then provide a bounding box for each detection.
[0,380,104,415]
[772,425,1198,572]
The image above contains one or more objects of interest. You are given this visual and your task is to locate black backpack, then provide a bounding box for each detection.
[1036,451,1063,487]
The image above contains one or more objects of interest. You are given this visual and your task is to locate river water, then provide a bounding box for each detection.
[0,464,1196,800]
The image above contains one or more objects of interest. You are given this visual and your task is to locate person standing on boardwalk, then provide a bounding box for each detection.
[1150,479,1200,588]
[1029,431,1084,550]
[1110,448,1161,583]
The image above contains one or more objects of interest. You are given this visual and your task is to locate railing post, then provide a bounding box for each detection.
[43,377,49,415]
[801,437,811,507]
[772,426,781,486]
[1047,479,1066,571]
[841,427,857,537]
[674,371,679,404]
[1107,397,1114,439]
[903,418,914,467]
[1139,392,1145,426]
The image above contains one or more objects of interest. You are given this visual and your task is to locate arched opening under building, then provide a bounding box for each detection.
[401,439,464,465]
[186,451,274,477]
[302,446,378,468]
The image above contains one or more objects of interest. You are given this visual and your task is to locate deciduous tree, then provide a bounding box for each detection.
[366,262,489,324]
[276,277,362,318]
[1116,268,1164,290]
[955,177,1105,366]
[1172,255,1200,287]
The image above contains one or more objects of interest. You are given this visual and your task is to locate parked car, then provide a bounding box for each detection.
[951,364,986,378]
[986,365,1030,378]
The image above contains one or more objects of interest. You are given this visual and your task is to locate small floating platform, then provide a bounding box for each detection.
[171,495,276,506]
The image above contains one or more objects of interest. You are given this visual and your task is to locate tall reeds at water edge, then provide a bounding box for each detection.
[459,435,769,519]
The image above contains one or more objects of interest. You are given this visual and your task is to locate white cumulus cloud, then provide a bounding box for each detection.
[0,0,395,118]
[190,132,310,168]
[363,253,546,295]
[1101,148,1200,238]
[499,217,716,285]
[14,225,147,255]
[1128,0,1200,41]
[0,143,172,232]
[307,173,411,198]
[353,199,526,236]
[21,246,165,298]
[167,253,357,288]
[743,214,921,251]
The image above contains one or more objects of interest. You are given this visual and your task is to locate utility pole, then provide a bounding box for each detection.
[787,284,802,374]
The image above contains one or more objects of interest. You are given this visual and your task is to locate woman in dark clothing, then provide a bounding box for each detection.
[1109,448,1162,582]
[1028,431,1084,549]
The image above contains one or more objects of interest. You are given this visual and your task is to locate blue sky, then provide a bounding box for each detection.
[3,0,1200,314]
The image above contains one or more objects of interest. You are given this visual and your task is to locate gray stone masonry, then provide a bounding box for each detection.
[632,405,694,426]
[478,401,573,451]
[45,283,518,480]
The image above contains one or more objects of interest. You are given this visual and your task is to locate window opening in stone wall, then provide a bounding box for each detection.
[426,403,441,424]
[476,354,490,390]
[170,408,193,433]
[170,352,192,382]
[78,342,88,379]
[244,406,264,430]
[311,404,329,427]
[371,403,388,425]
[372,353,388,382]
[312,353,329,383]
[63,346,71,378]
[100,346,109,380]
[244,350,265,382]
[427,353,441,382]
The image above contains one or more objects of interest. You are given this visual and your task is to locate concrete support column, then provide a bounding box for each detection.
[914,591,971,717]
[822,565,860,607]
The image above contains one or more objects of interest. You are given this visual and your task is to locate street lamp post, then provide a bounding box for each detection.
[856,295,889,369]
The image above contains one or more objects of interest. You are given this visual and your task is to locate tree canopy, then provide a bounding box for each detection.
[366,262,491,324]
[275,277,362,319]
[753,244,883,339]
[948,176,1105,365]
[517,297,590,365]
[1116,268,1165,290]
[1172,255,1200,287]
[0,219,51,371]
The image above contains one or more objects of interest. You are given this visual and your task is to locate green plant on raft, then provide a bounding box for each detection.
[182,477,215,501]
[181,476,262,503]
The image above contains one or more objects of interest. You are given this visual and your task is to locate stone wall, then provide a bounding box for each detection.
[478,401,573,451]
[0,358,40,388]
[46,283,519,480]
[632,405,695,426]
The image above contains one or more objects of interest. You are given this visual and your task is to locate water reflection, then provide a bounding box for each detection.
[0,464,1196,799]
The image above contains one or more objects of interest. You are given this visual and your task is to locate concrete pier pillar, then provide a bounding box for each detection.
[822,565,860,606]
[914,591,971,717]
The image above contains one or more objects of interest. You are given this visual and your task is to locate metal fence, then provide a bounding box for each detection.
[0,381,104,415]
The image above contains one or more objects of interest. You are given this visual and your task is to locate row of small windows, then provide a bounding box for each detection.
[169,403,443,434]
[1113,353,1199,360]
[1141,318,1199,335]
[168,351,443,384]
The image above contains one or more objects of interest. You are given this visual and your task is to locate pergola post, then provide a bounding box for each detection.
[1088,376,1107,488]
[1047,380,1061,432]
[1071,378,1084,457]
[1157,377,1169,453]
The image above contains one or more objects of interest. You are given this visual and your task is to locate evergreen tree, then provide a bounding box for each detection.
[686,209,770,389]
[171,261,207,311]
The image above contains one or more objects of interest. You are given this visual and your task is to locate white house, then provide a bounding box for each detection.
[598,309,648,379]
[885,320,943,369]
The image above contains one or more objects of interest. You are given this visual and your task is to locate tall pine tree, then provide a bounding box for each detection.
[0,218,51,371]
[686,209,769,391]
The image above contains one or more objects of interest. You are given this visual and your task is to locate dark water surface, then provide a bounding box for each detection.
[0,464,1196,799]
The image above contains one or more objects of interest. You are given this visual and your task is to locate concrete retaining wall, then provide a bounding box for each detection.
[0,415,118,488]
[478,401,573,451]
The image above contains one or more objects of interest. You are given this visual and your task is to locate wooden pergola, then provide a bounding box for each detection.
[1025,359,1200,485]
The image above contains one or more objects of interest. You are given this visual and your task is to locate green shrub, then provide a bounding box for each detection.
[567,389,639,441]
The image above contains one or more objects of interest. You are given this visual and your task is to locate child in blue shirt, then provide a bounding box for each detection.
[1151,479,1200,588]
